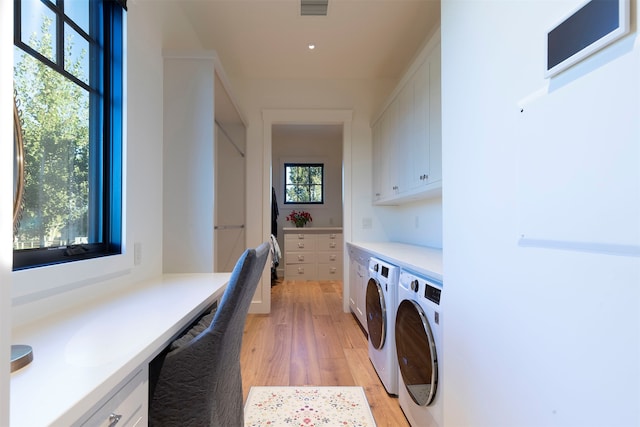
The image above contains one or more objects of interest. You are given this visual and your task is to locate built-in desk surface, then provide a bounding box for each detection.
[10,273,230,427]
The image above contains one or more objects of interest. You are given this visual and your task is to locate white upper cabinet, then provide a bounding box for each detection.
[372,34,441,205]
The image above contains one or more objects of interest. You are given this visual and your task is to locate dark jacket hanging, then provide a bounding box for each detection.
[271,187,279,236]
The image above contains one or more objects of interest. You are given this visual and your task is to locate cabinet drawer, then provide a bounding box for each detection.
[285,252,317,265]
[318,264,342,281]
[79,368,147,427]
[285,264,317,280]
[317,252,341,264]
[285,233,318,242]
[317,235,343,250]
[285,238,317,251]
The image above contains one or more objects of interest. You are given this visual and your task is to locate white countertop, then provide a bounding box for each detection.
[10,273,230,427]
[283,227,343,232]
[347,242,443,282]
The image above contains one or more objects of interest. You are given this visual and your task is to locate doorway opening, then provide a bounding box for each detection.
[258,109,353,314]
[271,124,343,281]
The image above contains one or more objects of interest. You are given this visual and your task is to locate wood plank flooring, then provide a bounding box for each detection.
[241,279,409,426]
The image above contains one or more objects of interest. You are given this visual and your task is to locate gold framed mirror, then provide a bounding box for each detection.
[14,94,25,232]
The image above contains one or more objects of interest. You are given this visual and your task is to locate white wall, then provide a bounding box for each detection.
[9,2,178,327]
[272,124,343,227]
[377,198,443,248]
[442,1,639,426]
[2,2,185,419]
[162,54,215,273]
[240,78,392,251]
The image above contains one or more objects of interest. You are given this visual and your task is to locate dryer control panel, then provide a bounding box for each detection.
[425,284,441,305]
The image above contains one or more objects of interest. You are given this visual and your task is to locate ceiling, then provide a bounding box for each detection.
[175,0,441,81]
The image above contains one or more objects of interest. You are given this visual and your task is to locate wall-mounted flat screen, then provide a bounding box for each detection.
[545,0,629,78]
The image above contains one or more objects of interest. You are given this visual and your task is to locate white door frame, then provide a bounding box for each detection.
[255,109,353,313]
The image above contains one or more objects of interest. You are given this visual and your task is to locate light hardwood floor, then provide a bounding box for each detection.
[241,279,410,426]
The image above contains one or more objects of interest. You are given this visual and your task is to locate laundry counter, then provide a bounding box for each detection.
[10,273,230,427]
[347,242,442,282]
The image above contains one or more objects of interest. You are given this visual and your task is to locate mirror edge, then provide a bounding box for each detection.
[13,92,25,233]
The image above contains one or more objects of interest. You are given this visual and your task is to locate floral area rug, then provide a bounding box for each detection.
[244,386,377,427]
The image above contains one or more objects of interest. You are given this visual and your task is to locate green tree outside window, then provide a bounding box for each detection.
[284,163,324,204]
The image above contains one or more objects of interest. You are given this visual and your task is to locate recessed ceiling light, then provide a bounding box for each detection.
[308,43,316,50]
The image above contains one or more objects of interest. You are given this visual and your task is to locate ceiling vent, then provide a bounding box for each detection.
[301,0,328,16]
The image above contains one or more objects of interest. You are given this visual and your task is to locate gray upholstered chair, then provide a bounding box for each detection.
[149,242,270,426]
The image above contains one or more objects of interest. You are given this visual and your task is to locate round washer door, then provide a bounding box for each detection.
[395,299,438,406]
[366,278,386,350]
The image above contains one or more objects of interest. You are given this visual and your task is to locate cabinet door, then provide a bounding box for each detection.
[427,43,442,185]
[395,81,414,195]
[372,120,384,202]
[408,58,431,191]
[355,262,368,331]
[371,40,441,205]
[349,257,358,311]
[382,98,401,200]
[79,369,147,427]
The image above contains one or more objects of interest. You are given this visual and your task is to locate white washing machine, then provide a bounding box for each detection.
[395,269,443,427]
[366,257,399,395]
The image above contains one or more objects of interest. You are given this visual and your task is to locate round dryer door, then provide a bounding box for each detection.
[395,299,438,406]
[366,278,386,350]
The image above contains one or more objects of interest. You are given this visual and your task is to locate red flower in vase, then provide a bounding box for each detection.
[286,210,312,228]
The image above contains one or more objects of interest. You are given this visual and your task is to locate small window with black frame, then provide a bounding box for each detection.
[284,163,324,204]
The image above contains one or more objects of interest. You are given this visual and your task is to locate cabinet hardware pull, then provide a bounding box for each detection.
[108,413,122,427]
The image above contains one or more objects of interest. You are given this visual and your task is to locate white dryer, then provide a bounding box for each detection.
[395,269,443,427]
[366,257,399,395]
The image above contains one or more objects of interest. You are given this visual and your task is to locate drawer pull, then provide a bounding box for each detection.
[297,255,305,261]
[330,267,337,273]
[329,242,336,248]
[109,413,123,427]
[297,267,305,274]
[297,234,304,239]
[330,234,336,239]
[297,243,305,249]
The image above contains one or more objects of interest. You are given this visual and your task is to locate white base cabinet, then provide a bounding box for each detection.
[76,368,147,427]
[348,245,369,332]
[284,228,343,281]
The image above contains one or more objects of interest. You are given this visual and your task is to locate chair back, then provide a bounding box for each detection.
[149,242,270,426]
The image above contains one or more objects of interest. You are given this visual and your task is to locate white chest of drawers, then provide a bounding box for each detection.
[284,228,343,281]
